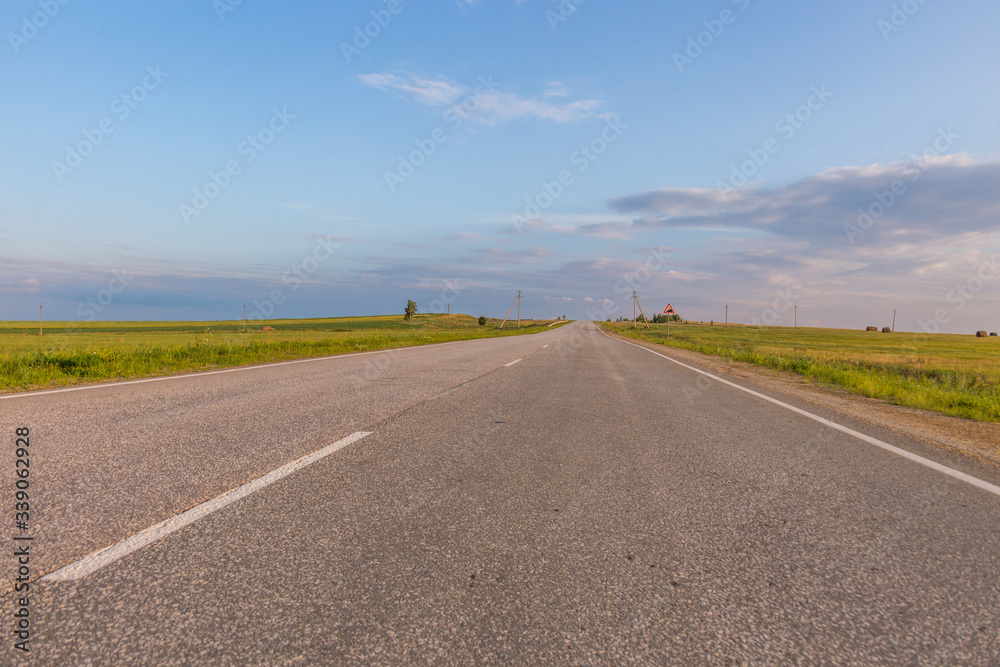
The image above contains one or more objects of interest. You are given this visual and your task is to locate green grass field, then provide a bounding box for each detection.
[0,314,563,394]
[599,321,1000,422]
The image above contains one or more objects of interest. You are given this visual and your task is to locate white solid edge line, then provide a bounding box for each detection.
[41,431,373,582]
[601,329,1000,500]
[1,333,526,400]
[505,359,523,367]
[1,330,556,401]
[0,342,472,400]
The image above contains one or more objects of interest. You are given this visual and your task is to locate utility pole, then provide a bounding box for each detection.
[632,292,650,329]
[725,304,728,325]
[500,291,522,329]
[447,304,451,330]
[39,304,43,336]
[794,305,798,328]
[892,310,897,332]
[243,304,246,333]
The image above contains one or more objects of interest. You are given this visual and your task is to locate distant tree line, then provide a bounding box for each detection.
[609,314,682,323]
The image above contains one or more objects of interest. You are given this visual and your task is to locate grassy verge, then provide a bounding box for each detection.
[0,314,565,393]
[598,321,1000,422]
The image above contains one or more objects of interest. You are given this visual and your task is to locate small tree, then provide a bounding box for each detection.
[404,299,417,322]
[478,315,487,326]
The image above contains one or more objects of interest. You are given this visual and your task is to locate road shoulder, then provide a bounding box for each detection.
[599,327,1000,470]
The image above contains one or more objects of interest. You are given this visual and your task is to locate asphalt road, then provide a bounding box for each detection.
[4,321,1000,664]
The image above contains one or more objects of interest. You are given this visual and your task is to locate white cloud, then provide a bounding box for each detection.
[508,216,636,239]
[608,155,1000,244]
[358,73,465,106]
[473,92,600,124]
[360,71,601,124]
[450,156,1000,329]
[542,81,571,98]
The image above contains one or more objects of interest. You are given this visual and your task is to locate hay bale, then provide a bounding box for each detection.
[866,326,879,332]
[260,325,276,332]
[882,327,892,333]
[976,330,988,337]
[991,332,998,337]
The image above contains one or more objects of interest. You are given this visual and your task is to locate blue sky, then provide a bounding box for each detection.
[2,0,999,332]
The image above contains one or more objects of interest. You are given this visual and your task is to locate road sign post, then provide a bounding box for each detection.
[663,303,676,338]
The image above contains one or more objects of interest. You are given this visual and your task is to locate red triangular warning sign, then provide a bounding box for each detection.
[663,304,675,314]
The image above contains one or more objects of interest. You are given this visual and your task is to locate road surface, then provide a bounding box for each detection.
[4,321,1000,664]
